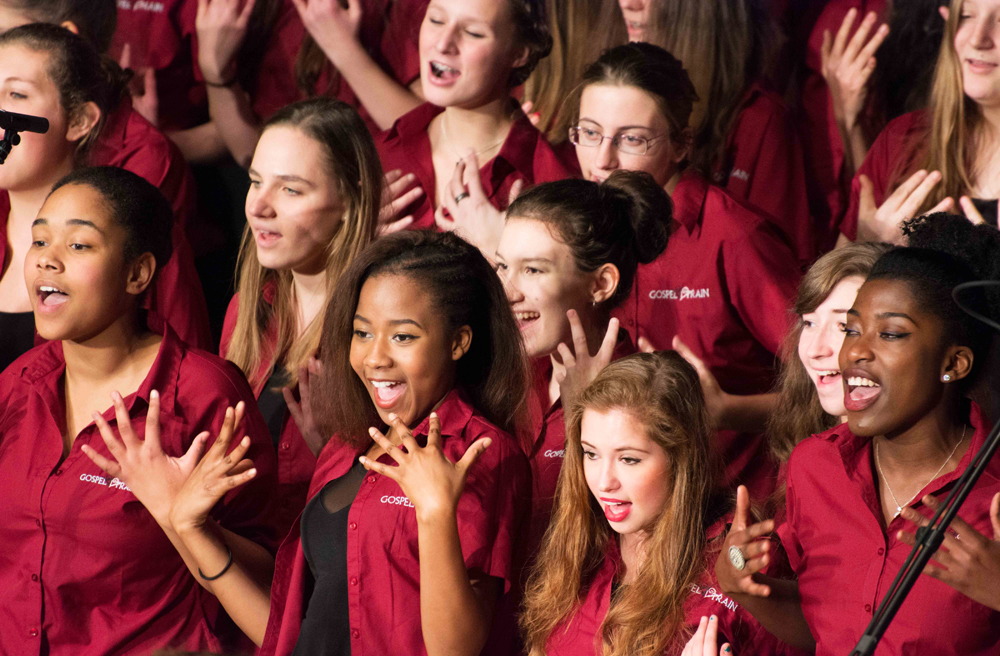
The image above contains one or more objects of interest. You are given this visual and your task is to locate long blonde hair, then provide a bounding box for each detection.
[225,99,382,389]
[894,0,982,213]
[523,0,626,144]
[521,351,720,656]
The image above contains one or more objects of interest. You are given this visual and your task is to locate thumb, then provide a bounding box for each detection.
[672,336,707,374]
[457,437,492,475]
[119,42,132,70]
[991,492,1000,541]
[508,179,524,206]
[637,336,657,354]
[820,28,832,64]
[858,174,876,214]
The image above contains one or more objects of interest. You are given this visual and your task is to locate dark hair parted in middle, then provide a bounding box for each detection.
[313,231,529,446]
[506,170,672,308]
[50,166,173,274]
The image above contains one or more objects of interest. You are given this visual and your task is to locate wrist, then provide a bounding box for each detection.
[416,503,459,527]
[171,511,208,537]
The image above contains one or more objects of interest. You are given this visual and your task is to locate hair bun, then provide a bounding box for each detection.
[601,170,672,264]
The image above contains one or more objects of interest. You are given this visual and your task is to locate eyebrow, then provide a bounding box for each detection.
[521,257,555,265]
[32,218,105,234]
[580,441,651,454]
[354,314,424,330]
[246,169,315,187]
[577,118,655,132]
[845,308,917,324]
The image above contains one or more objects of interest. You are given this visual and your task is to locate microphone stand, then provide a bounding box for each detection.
[0,128,22,165]
[851,280,1000,655]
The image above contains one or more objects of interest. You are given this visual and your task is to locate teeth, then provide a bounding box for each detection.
[430,61,458,76]
[371,381,400,388]
[847,376,880,388]
[818,371,839,377]
[39,286,63,294]
[514,311,540,321]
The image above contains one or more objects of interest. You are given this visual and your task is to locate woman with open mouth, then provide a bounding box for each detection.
[716,247,1000,655]
[377,0,579,234]
[0,167,278,655]
[493,169,669,550]
[520,351,757,655]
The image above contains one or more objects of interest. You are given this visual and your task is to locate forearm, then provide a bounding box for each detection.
[168,122,230,165]
[417,512,492,656]
[322,38,421,130]
[720,392,779,433]
[731,577,815,651]
[838,120,871,183]
[205,83,263,167]
[174,519,273,646]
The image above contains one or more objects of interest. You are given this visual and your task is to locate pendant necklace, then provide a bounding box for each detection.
[875,425,967,519]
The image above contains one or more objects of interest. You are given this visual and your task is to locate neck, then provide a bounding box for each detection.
[663,170,682,196]
[291,267,328,336]
[876,399,968,470]
[618,530,649,582]
[440,99,514,155]
[980,104,1000,137]
[62,311,150,384]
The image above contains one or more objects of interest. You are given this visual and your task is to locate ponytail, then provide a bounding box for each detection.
[506,170,672,308]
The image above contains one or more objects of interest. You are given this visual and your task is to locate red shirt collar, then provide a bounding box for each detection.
[385,102,543,197]
[671,169,711,234]
[88,96,133,164]
[12,312,185,420]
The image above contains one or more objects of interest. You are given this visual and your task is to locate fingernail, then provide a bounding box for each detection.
[710,615,717,621]
[388,413,397,421]
[369,427,377,436]
[150,389,158,399]
[359,456,367,464]
[430,412,438,418]
[724,647,731,653]
[242,436,250,446]
[248,468,256,476]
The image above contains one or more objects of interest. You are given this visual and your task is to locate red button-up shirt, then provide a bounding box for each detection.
[376,102,581,229]
[259,388,532,656]
[0,192,212,353]
[544,519,759,655]
[777,403,1000,655]
[718,83,814,264]
[841,110,925,242]
[614,170,798,496]
[0,316,280,656]
[110,0,205,132]
[220,288,317,537]
[526,329,636,550]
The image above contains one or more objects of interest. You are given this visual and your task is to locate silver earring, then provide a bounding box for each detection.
[943,374,952,382]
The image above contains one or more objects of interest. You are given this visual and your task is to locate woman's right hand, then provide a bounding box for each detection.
[857,170,954,243]
[715,486,775,599]
[379,169,424,234]
[283,357,327,457]
[195,0,256,85]
[169,403,259,535]
[821,8,889,132]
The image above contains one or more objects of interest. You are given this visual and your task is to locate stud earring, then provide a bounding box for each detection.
[943,374,952,382]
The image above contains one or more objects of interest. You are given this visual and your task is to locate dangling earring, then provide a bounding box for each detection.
[942,374,952,382]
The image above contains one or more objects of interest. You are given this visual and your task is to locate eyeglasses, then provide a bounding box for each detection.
[568,126,665,156]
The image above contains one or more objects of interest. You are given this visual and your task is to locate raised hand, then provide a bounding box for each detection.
[379,169,422,234]
[897,492,1000,612]
[857,171,954,243]
[555,311,619,408]
[360,412,490,523]
[283,356,327,457]
[682,615,732,656]
[673,336,732,429]
[291,0,362,67]
[82,390,210,529]
[434,151,520,256]
[196,0,256,85]
[715,486,775,598]
[169,403,258,534]
[119,44,160,126]
[821,9,889,133]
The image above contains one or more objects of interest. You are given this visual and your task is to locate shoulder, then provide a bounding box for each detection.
[786,423,852,475]
[176,344,256,405]
[702,182,786,239]
[866,110,928,165]
[530,133,582,181]
[219,293,242,356]
[733,86,793,131]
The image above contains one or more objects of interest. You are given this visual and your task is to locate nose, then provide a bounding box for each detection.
[364,334,393,370]
[35,245,63,273]
[597,460,620,493]
[434,22,459,54]
[594,137,619,172]
[804,322,835,360]
[245,184,275,220]
[619,0,645,11]
[501,270,523,304]
[842,327,872,368]
[972,14,996,49]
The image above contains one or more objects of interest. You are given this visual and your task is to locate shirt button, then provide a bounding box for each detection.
[281,442,290,451]
[28,628,38,637]
[349,522,357,530]
[367,476,377,484]
[34,519,41,527]
[54,470,62,476]
[351,629,360,639]
[864,604,872,613]
[350,577,358,586]
[877,547,885,556]
[31,574,38,582]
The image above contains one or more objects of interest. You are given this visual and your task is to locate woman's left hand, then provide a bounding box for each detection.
[291,0,362,66]
[682,615,733,656]
[897,492,1000,612]
[195,0,256,84]
[82,390,211,530]
[555,311,619,408]
[360,412,490,523]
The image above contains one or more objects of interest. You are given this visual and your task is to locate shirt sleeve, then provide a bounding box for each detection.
[453,431,531,592]
[720,223,801,355]
[382,0,430,85]
[776,455,804,575]
[146,225,213,351]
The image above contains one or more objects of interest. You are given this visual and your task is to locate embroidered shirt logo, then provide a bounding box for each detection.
[729,168,750,182]
[543,449,565,459]
[648,287,711,301]
[117,0,166,11]
[689,584,739,612]
[381,495,415,508]
[79,473,132,492]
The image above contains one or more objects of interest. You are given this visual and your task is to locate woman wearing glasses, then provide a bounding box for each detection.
[571,43,802,497]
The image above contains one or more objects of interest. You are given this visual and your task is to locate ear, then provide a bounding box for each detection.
[451,325,473,361]
[942,345,974,383]
[590,263,620,305]
[66,101,101,143]
[939,6,949,22]
[60,20,80,36]
[511,45,531,72]
[125,252,157,297]
[672,127,694,164]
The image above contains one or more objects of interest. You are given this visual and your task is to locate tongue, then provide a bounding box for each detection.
[43,292,69,306]
[376,383,406,404]
[850,385,881,401]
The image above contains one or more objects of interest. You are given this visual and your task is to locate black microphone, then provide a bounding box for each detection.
[0,109,48,134]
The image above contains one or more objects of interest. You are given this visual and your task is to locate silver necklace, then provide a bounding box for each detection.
[874,425,967,519]
[440,112,506,165]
